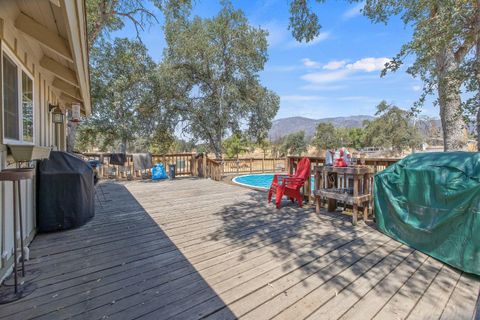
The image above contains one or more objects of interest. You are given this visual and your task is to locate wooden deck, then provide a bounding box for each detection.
[1,178,479,320]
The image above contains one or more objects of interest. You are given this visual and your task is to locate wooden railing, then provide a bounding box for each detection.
[80,152,400,185]
[206,158,223,181]
[221,157,286,175]
[81,152,196,179]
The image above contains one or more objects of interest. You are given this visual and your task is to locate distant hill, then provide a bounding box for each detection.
[268,115,374,140]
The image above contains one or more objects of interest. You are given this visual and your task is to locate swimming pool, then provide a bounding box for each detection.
[232,173,314,191]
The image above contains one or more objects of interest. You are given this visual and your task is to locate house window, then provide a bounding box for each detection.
[3,55,19,140]
[1,48,35,144]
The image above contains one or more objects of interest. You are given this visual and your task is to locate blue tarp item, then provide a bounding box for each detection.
[152,163,168,180]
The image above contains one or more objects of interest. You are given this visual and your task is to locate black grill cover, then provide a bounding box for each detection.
[37,151,95,232]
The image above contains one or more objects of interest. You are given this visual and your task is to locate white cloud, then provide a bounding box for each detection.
[301,70,351,84]
[299,57,390,91]
[342,2,364,20]
[323,60,348,70]
[281,95,325,102]
[412,85,422,91]
[302,58,321,68]
[288,32,331,48]
[345,57,390,72]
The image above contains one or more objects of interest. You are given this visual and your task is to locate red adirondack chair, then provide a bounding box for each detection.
[268,157,311,209]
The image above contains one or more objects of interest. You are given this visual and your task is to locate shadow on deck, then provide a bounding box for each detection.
[0,178,478,320]
[0,181,235,320]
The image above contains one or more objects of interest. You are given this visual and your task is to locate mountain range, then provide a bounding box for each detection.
[268,115,374,140]
[268,115,443,140]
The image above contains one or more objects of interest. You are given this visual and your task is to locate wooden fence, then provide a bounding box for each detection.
[80,152,400,184]
[221,158,286,175]
[81,152,287,181]
[81,152,197,179]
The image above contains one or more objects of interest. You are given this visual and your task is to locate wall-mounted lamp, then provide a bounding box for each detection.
[49,104,64,124]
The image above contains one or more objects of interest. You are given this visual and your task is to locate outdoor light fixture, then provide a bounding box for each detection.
[50,105,64,124]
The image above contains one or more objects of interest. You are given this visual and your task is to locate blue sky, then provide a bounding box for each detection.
[113,0,437,120]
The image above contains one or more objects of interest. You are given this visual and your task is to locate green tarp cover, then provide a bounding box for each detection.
[374,152,480,275]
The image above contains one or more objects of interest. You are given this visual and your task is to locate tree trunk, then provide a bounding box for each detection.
[477,107,480,151]
[476,13,480,151]
[120,137,127,153]
[66,121,77,153]
[436,48,468,151]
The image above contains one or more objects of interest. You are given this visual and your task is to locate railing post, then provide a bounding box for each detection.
[250,158,253,173]
[262,155,265,173]
[202,153,207,178]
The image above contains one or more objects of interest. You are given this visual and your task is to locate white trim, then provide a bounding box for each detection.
[1,43,35,145]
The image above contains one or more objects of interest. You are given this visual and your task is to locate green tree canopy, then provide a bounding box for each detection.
[363,101,422,152]
[77,38,173,153]
[223,133,250,159]
[312,123,367,151]
[159,1,279,158]
[312,123,339,150]
[281,131,308,156]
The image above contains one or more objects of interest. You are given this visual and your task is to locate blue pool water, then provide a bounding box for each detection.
[232,174,314,191]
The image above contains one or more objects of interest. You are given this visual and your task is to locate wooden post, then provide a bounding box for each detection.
[305,163,312,203]
[352,176,359,225]
[262,155,265,173]
[315,167,322,214]
[250,158,253,173]
[363,173,369,221]
[236,155,239,175]
[191,154,196,176]
[327,172,337,212]
[202,153,207,178]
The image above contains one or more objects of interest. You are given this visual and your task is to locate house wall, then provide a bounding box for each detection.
[0,2,67,281]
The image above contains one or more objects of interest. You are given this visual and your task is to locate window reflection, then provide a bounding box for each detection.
[22,71,33,142]
[3,55,19,140]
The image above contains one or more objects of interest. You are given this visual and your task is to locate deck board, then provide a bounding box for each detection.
[0,178,478,320]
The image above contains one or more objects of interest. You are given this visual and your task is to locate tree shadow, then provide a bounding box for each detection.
[208,187,477,316]
[0,182,236,320]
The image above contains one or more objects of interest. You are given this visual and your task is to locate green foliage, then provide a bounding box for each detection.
[281,131,308,156]
[172,139,197,153]
[342,128,366,150]
[312,123,339,150]
[256,134,272,157]
[159,1,279,158]
[223,133,250,159]
[288,0,323,43]
[312,123,367,151]
[76,38,173,153]
[363,101,422,152]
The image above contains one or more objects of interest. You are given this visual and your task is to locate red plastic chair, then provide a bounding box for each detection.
[268,157,311,209]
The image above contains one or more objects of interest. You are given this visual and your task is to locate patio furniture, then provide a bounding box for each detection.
[0,168,35,303]
[314,165,373,225]
[268,157,311,209]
